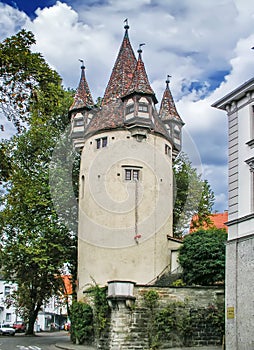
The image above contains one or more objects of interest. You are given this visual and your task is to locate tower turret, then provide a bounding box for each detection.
[69,62,94,149]
[159,75,184,158]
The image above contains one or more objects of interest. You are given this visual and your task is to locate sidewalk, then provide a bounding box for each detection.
[55,341,221,350]
[55,341,95,350]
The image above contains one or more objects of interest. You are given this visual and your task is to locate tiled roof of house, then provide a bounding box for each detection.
[69,63,94,111]
[123,46,157,102]
[159,76,183,123]
[189,212,228,233]
[102,24,137,106]
[61,275,73,295]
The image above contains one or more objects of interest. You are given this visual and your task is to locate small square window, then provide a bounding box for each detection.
[124,169,140,181]
[96,137,108,149]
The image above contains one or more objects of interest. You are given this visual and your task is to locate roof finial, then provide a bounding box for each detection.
[138,43,145,58]
[79,59,85,69]
[124,18,129,30]
[166,75,171,88]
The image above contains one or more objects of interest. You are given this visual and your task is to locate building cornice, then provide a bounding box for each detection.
[226,212,254,226]
[212,77,254,111]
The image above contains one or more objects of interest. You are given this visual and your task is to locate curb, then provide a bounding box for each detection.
[55,343,95,350]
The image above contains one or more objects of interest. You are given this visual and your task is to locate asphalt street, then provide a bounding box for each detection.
[0,331,69,350]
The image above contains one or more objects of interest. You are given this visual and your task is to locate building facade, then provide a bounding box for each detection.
[213,78,254,349]
[69,23,184,299]
[0,275,70,331]
[0,277,18,325]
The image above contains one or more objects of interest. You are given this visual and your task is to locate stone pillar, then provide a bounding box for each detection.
[107,281,148,349]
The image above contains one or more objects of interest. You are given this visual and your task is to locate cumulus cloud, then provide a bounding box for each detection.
[0,3,28,40]
[2,0,254,212]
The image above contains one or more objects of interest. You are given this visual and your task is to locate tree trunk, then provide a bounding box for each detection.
[25,304,42,335]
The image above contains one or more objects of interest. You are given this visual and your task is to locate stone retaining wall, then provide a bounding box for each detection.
[104,286,224,349]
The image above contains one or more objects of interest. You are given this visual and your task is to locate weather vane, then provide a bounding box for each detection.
[79,59,84,67]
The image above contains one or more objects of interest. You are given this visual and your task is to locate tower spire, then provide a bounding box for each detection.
[159,75,182,122]
[123,44,157,103]
[102,20,137,106]
[69,60,94,112]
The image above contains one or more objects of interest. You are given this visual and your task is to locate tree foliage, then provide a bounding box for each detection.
[0,30,77,334]
[178,228,227,286]
[70,301,94,345]
[0,29,62,132]
[173,153,215,237]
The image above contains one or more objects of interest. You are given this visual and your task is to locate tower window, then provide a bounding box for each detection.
[102,137,107,147]
[125,169,140,181]
[126,104,134,115]
[165,144,171,156]
[96,137,108,149]
[138,103,148,112]
[96,139,101,149]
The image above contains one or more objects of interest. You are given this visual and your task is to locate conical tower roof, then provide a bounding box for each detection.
[70,62,94,111]
[124,45,157,103]
[159,76,183,123]
[102,22,137,106]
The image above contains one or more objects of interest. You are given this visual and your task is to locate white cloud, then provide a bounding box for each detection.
[0,3,28,41]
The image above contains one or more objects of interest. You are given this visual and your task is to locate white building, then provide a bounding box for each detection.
[0,275,70,331]
[213,78,254,350]
[0,276,18,325]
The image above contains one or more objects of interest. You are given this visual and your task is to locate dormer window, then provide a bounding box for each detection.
[126,104,134,115]
[138,103,148,112]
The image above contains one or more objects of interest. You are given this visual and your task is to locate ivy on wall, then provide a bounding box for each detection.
[143,290,225,349]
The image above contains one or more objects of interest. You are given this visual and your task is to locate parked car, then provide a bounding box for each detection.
[13,321,26,333]
[0,324,15,336]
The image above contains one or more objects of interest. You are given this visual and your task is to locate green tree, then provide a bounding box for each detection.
[0,29,62,132]
[178,228,227,285]
[0,30,77,334]
[173,153,215,237]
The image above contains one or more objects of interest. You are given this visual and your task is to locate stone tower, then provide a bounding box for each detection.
[69,23,184,299]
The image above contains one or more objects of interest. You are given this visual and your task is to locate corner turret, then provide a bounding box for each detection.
[159,76,184,158]
[69,61,95,149]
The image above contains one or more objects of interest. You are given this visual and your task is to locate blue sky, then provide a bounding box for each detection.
[1,0,254,214]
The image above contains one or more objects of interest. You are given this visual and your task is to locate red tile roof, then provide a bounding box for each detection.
[102,24,137,106]
[190,212,228,233]
[61,275,73,295]
[124,47,157,102]
[69,64,94,111]
[159,76,183,123]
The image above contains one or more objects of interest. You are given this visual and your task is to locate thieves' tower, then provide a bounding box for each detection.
[69,23,184,298]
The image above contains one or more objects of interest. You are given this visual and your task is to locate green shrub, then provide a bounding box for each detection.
[70,301,94,345]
